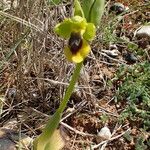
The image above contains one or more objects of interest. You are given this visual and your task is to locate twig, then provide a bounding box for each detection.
[99,51,126,64]
[25,77,99,89]
[60,100,87,122]
[60,121,94,137]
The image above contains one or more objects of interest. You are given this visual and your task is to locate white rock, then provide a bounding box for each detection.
[109,44,118,50]
[102,49,120,57]
[135,26,150,39]
[97,126,112,140]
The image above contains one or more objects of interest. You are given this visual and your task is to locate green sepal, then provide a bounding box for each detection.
[83,23,96,41]
[74,0,84,18]
[89,0,105,27]
[54,19,72,39]
[54,16,87,39]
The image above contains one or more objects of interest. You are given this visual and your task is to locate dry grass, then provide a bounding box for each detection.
[0,0,73,138]
[0,0,150,150]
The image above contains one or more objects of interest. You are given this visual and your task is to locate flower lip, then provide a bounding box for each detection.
[64,39,90,63]
[68,32,83,54]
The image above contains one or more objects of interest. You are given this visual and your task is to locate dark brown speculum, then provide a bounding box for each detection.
[68,32,83,54]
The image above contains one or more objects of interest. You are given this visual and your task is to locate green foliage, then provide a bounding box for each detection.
[114,62,150,130]
[89,0,105,27]
[123,130,149,150]
[135,137,148,150]
[127,42,139,52]
[81,0,105,27]
[127,42,147,57]
[100,114,109,123]
[74,0,84,17]
[82,0,94,21]
[103,26,117,44]
[123,130,133,142]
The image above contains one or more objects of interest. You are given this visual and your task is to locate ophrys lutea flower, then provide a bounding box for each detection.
[54,16,96,63]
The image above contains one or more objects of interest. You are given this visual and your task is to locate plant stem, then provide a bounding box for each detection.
[34,62,83,150]
[58,62,83,113]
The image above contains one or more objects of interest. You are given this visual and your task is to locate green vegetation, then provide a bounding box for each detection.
[113,61,150,149]
[115,62,150,129]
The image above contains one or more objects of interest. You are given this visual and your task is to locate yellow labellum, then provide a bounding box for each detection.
[64,39,90,63]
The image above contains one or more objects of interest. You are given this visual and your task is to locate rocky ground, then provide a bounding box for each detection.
[0,0,150,150]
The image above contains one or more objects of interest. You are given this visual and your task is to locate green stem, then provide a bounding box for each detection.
[58,62,83,113]
[34,62,83,150]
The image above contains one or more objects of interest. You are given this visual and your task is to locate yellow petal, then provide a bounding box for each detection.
[64,46,83,63]
[72,52,83,63]
[64,47,73,62]
[79,39,91,58]
[64,39,90,63]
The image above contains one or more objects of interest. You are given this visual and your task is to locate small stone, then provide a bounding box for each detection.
[102,49,120,57]
[0,136,16,150]
[97,126,111,140]
[108,49,120,57]
[124,53,137,64]
[0,128,32,150]
[116,104,120,108]
[110,3,125,14]
[135,25,150,39]
[109,44,118,50]
[7,88,17,99]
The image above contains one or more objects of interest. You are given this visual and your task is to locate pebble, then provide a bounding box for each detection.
[97,126,112,140]
[7,88,17,99]
[124,52,137,64]
[102,49,120,58]
[110,3,126,14]
[0,128,32,150]
[135,25,150,39]
[109,44,118,50]
[108,49,120,57]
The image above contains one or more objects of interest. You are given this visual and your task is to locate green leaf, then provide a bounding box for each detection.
[83,23,96,41]
[82,0,94,21]
[74,0,84,17]
[89,0,105,27]
[33,110,62,150]
[44,129,65,150]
